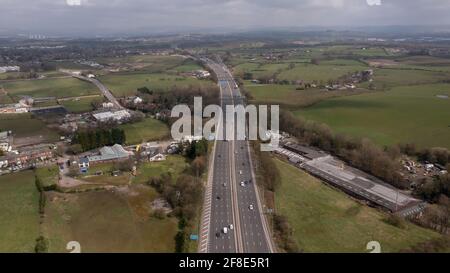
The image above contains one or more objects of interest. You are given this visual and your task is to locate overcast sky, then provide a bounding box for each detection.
[1,0,450,36]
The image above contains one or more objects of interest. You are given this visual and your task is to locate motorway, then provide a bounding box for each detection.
[200,58,274,253]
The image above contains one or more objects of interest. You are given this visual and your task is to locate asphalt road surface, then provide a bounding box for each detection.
[72,74,124,109]
[203,58,274,253]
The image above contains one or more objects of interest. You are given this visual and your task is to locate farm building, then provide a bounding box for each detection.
[93,110,131,122]
[87,144,131,164]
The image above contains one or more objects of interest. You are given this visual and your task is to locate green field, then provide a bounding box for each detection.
[245,82,363,108]
[171,59,203,73]
[119,118,170,144]
[43,187,178,253]
[277,63,368,82]
[302,45,390,58]
[295,83,450,148]
[36,166,59,188]
[99,72,215,97]
[234,62,292,79]
[98,55,186,73]
[0,171,40,253]
[369,68,450,89]
[1,78,99,101]
[60,96,103,113]
[133,155,189,184]
[78,162,132,186]
[274,159,441,253]
[0,114,59,142]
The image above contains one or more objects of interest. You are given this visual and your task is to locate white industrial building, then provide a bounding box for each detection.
[0,66,20,73]
[93,110,131,122]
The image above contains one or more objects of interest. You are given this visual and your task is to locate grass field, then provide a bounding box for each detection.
[60,96,103,113]
[36,166,59,188]
[295,83,450,148]
[171,59,203,73]
[119,118,170,145]
[0,93,14,104]
[133,155,189,184]
[1,78,99,101]
[0,171,40,253]
[78,162,132,186]
[43,187,178,253]
[277,63,368,82]
[245,82,364,108]
[273,159,441,253]
[98,55,186,73]
[369,68,450,89]
[99,72,215,97]
[0,114,59,142]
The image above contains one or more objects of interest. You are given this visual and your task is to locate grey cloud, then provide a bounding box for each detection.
[0,0,449,35]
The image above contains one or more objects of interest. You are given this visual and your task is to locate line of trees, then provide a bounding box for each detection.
[252,141,281,192]
[35,176,46,215]
[34,176,49,253]
[73,128,126,152]
[147,139,209,252]
[280,110,408,189]
[250,141,299,252]
[414,195,450,234]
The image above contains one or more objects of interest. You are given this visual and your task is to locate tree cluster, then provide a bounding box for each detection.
[415,174,450,202]
[252,142,281,192]
[148,172,204,252]
[124,85,220,118]
[184,139,208,160]
[273,214,300,253]
[73,128,126,152]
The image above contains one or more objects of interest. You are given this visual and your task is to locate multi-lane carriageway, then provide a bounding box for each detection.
[198,59,275,253]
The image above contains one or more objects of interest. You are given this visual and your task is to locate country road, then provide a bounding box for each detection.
[72,75,124,109]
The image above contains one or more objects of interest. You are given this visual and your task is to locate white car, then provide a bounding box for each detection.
[249,205,254,210]
[240,181,245,187]
[223,227,228,234]
[229,224,234,230]
[239,170,243,175]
